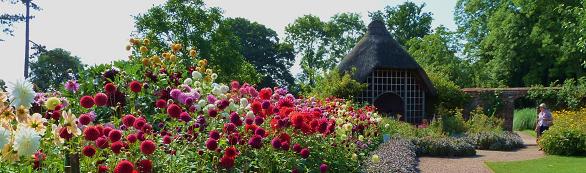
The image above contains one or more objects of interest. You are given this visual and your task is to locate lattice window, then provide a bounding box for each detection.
[358,69,425,123]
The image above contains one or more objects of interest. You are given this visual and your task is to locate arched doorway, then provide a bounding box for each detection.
[374,92,405,119]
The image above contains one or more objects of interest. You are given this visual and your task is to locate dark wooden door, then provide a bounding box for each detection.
[374,92,405,119]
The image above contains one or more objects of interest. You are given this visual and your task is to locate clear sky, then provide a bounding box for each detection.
[0,0,457,83]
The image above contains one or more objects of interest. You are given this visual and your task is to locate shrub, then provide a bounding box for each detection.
[435,109,467,136]
[527,77,586,110]
[466,107,503,133]
[306,68,367,100]
[362,137,417,173]
[539,108,586,156]
[539,127,586,156]
[379,117,417,138]
[466,131,524,151]
[513,108,537,131]
[427,71,470,114]
[413,136,476,157]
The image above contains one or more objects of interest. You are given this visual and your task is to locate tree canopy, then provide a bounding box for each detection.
[0,0,40,41]
[29,48,84,91]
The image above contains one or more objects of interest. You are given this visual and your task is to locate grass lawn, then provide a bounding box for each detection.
[486,155,586,173]
[520,129,537,138]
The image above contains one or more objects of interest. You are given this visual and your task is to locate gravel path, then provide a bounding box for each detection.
[418,132,544,173]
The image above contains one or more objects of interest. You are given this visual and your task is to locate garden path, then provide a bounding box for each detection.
[417,132,544,173]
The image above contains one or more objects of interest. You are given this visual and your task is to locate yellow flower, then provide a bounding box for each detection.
[162,52,171,59]
[44,97,61,111]
[372,154,380,163]
[171,43,182,52]
[151,55,161,64]
[51,124,64,145]
[140,46,148,53]
[129,38,139,45]
[351,153,358,160]
[0,92,7,102]
[141,58,150,66]
[170,55,177,62]
[1,144,19,163]
[15,105,29,123]
[189,49,197,57]
[27,113,47,134]
[0,108,15,122]
[125,45,132,51]
[143,39,150,45]
[62,110,80,136]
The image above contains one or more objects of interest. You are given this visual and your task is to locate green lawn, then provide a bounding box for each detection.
[486,155,586,173]
[520,129,537,138]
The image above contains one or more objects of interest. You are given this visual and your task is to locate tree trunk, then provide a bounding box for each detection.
[64,153,80,173]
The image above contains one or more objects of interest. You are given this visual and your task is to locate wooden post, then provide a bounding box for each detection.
[64,153,80,173]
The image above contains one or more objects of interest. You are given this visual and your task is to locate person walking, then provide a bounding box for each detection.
[535,103,553,141]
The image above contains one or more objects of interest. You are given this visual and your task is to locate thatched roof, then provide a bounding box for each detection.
[338,20,436,95]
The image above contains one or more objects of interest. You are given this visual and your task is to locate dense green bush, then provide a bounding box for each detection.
[466,131,524,151]
[513,108,537,131]
[306,68,367,100]
[379,117,417,138]
[466,107,503,133]
[540,128,586,156]
[413,136,476,157]
[427,71,470,114]
[527,77,586,110]
[435,109,468,136]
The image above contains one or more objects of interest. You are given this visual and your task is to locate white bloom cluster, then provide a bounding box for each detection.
[13,126,41,156]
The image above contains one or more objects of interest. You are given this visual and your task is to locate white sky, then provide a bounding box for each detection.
[0,0,457,83]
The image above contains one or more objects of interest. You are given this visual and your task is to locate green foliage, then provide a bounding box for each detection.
[306,68,367,100]
[285,13,366,85]
[513,108,537,131]
[540,128,586,156]
[466,131,524,151]
[428,71,470,113]
[374,1,433,45]
[223,17,296,88]
[436,110,468,136]
[457,0,586,87]
[133,0,260,84]
[379,117,417,138]
[466,107,504,133]
[406,26,472,87]
[413,136,476,157]
[528,77,586,110]
[29,48,84,91]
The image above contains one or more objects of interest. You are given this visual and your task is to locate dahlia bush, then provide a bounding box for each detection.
[0,38,383,172]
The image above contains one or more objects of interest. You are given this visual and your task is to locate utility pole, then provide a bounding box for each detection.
[24,0,31,79]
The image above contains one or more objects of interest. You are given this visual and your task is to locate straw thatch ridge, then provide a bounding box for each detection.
[338,20,436,95]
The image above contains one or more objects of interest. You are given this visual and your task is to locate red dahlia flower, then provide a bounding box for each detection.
[104,83,117,93]
[271,138,281,149]
[248,135,263,149]
[98,165,109,173]
[108,130,122,142]
[111,141,123,154]
[126,134,137,143]
[114,160,134,173]
[259,88,272,100]
[223,123,236,133]
[155,99,167,108]
[122,114,136,127]
[209,130,221,140]
[95,137,109,149]
[129,80,142,93]
[83,126,100,141]
[320,163,328,173]
[80,96,95,108]
[138,159,152,173]
[78,114,92,125]
[94,93,109,106]
[59,127,73,141]
[300,148,310,158]
[140,140,156,155]
[219,156,235,168]
[82,145,96,157]
[224,146,238,158]
[167,104,181,118]
[281,142,290,151]
[133,118,147,129]
[163,135,172,144]
[293,143,302,153]
[254,128,266,137]
[206,138,218,150]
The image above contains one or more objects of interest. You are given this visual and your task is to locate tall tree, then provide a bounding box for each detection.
[406,26,472,87]
[285,13,365,85]
[376,1,433,45]
[29,48,84,91]
[224,18,295,88]
[454,0,502,60]
[134,0,259,84]
[457,0,586,87]
[0,0,40,41]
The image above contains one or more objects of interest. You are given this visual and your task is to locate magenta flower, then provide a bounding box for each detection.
[64,80,80,93]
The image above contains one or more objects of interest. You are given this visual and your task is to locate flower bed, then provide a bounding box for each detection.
[539,109,586,156]
[0,39,384,172]
[362,137,417,173]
